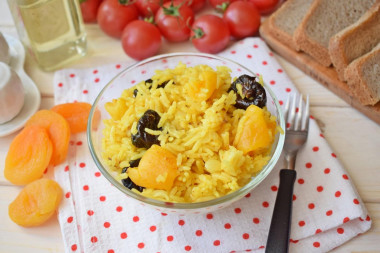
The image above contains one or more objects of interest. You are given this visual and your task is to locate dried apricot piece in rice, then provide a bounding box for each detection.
[105,98,127,120]
[187,70,217,101]
[51,102,92,134]
[234,105,275,154]
[4,126,53,185]
[25,110,70,166]
[8,178,63,227]
[128,145,178,191]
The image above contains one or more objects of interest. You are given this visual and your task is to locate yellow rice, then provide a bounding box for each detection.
[102,63,277,203]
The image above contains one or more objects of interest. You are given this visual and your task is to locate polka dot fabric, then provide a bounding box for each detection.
[53,38,371,253]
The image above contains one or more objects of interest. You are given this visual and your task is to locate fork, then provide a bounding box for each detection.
[265,94,310,253]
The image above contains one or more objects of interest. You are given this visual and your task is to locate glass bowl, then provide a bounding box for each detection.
[88,52,285,214]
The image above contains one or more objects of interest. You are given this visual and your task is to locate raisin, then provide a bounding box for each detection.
[129,158,141,168]
[229,74,267,109]
[121,174,144,192]
[131,110,161,148]
[133,79,171,97]
[121,159,144,192]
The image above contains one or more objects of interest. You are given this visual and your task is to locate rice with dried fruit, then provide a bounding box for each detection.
[102,63,278,203]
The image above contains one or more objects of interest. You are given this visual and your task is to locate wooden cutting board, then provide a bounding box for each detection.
[260,19,380,125]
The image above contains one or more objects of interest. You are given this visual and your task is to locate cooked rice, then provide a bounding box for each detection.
[102,63,277,203]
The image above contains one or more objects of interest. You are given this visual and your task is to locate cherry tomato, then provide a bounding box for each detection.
[249,0,280,14]
[155,1,195,42]
[209,0,236,12]
[135,0,169,17]
[97,0,139,38]
[191,15,230,54]
[223,1,261,39]
[80,0,103,23]
[185,0,206,12]
[121,20,162,60]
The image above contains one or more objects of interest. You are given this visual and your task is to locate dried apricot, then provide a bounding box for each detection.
[25,110,70,166]
[51,102,92,134]
[234,105,274,154]
[105,98,127,120]
[4,126,53,185]
[128,145,178,191]
[187,70,217,101]
[8,178,63,227]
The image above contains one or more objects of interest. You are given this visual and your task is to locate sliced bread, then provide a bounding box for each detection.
[294,0,376,67]
[268,0,314,51]
[345,43,380,105]
[329,0,380,81]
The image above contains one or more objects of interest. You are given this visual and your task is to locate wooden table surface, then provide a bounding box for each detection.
[0,2,379,252]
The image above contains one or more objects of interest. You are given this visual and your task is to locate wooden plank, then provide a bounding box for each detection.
[312,106,380,203]
[260,19,380,125]
[331,203,380,252]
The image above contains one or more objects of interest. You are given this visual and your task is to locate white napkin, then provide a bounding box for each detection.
[53,38,371,253]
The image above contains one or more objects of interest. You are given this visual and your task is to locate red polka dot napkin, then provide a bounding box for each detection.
[53,38,371,253]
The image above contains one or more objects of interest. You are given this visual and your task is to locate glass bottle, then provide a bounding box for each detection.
[7,0,87,71]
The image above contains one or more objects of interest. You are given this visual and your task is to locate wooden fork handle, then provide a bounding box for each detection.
[265,169,297,253]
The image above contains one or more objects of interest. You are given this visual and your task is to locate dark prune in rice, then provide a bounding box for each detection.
[229,74,266,109]
[157,80,171,89]
[121,165,144,192]
[133,79,171,97]
[129,158,141,168]
[131,110,162,148]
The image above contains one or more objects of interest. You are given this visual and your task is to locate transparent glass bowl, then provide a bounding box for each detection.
[88,53,285,214]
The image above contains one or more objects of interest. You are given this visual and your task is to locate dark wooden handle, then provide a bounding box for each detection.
[265,169,297,253]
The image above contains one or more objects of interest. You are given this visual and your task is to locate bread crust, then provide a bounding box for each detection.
[293,0,332,66]
[329,0,380,81]
[268,0,299,51]
[345,44,380,105]
[294,0,376,67]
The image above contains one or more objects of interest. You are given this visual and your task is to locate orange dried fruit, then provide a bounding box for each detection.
[51,102,92,134]
[25,110,70,166]
[105,98,127,120]
[4,126,53,185]
[187,70,217,101]
[234,105,275,154]
[8,178,63,227]
[128,145,178,191]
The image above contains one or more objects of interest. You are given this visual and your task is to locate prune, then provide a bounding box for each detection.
[131,110,162,148]
[121,158,144,192]
[229,75,266,109]
[121,169,144,192]
[129,158,141,168]
[133,79,171,97]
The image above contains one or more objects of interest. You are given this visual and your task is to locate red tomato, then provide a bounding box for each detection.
[97,0,139,38]
[191,15,230,54]
[185,0,206,12]
[209,0,236,12]
[80,0,103,23]
[155,1,195,42]
[135,0,169,17]
[249,0,280,14]
[121,20,162,60]
[223,1,261,39]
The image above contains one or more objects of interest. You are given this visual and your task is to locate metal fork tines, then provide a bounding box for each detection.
[266,94,310,253]
[283,94,310,170]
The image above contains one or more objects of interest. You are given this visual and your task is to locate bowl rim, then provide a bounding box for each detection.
[88,52,285,210]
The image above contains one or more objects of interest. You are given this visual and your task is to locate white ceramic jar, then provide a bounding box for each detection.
[0,62,25,124]
[0,32,11,64]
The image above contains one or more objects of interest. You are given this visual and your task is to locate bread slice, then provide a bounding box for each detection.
[294,0,376,67]
[268,0,314,51]
[329,0,380,81]
[345,43,380,105]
